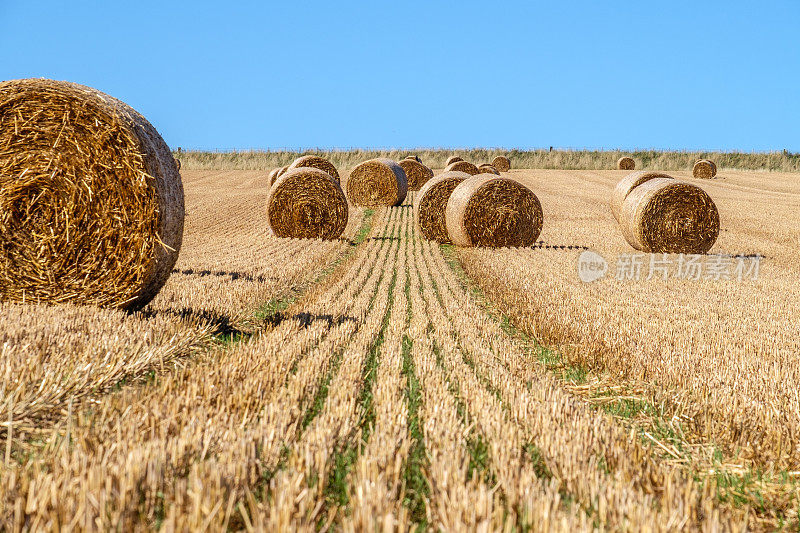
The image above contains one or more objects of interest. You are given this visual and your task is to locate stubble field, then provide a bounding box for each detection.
[1,166,798,531]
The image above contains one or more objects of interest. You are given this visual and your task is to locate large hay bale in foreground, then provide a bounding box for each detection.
[0,78,184,310]
[398,158,434,191]
[491,155,511,172]
[478,164,500,175]
[445,156,463,166]
[415,171,471,243]
[267,168,348,240]
[271,165,290,186]
[610,171,674,223]
[617,156,636,170]
[619,178,719,253]
[444,160,481,175]
[345,158,408,207]
[445,175,543,248]
[288,155,340,183]
[692,159,716,179]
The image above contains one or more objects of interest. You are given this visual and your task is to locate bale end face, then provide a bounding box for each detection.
[288,155,340,183]
[491,155,511,172]
[398,158,434,191]
[267,167,349,240]
[345,158,408,207]
[617,157,636,170]
[445,175,543,248]
[693,160,716,179]
[478,164,500,176]
[414,171,471,243]
[610,171,675,222]
[445,155,464,167]
[0,78,184,311]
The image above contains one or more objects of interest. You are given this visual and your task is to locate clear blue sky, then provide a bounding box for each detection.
[2,1,798,151]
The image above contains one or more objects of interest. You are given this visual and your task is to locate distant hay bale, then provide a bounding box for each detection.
[288,155,340,183]
[619,178,719,254]
[345,158,408,207]
[610,171,674,223]
[445,175,543,248]
[0,78,184,310]
[445,156,463,166]
[398,158,434,191]
[266,168,348,240]
[491,155,511,172]
[415,171,471,243]
[271,165,290,186]
[444,160,481,175]
[268,167,281,185]
[477,164,500,175]
[692,159,716,179]
[617,157,636,170]
[175,158,181,171]
[404,155,422,163]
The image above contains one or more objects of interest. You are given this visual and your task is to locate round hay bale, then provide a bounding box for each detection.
[610,171,674,223]
[477,164,501,175]
[445,175,543,248]
[288,155,339,183]
[345,158,408,207]
[692,159,715,179]
[444,160,481,175]
[414,171,471,243]
[266,168,348,240]
[491,155,511,172]
[175,157,181,171]
[707,159,717,176]
[267,167,281,185]
[0,78,184,310]
[445,156,463,166]
[619,178,719,254]
[398,158,434,191]
[271,165,290,186]
[404,155,422,163]
[617,156,636,170]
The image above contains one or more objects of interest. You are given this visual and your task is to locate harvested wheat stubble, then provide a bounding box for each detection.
[693,159,716,179]
[288,154,340,183]
[415,170,471,243]
[445,155,464,166]
[0,78,184,311]
[617,156,636,170]
[620,178,720,253]
[266,167,348,240]
[610,170,674,222]
[478,164,500,175]
[345,158,408,207]
[398,157,434,191]
[445,174,543,248]
[444,160,481,175]
[491,155,511,172]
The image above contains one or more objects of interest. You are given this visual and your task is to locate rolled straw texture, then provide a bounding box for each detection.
[444,160,481,175]
[617,156,636,170]
[414,171,471,243]
[491,155,511,171]
[288,155,340,183]
[398,158,434,191]
[610,171,674,223]
[345,158,408,207]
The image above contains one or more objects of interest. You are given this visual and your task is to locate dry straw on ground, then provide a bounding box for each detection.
[492,155,511,172]
[693,159,716,179]
[445,155,464,166]
[345,158,408,207]
[398,158,434,191]
[610,171,674,222]
[445,175,543,247]
[0,78,184,310]
[620,178,720,253]
[478,164,501,175]
[414,170,471,243]
[288,155,340,183]
[444,160,481,175]
[266,168,348,240]
[617,156,636,170]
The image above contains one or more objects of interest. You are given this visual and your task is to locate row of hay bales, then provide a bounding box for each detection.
[443,155,511,175]
[611,171,720,253]
[617,156,719,179]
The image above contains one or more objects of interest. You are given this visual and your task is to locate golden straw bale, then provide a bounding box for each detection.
[404,155,422,163]
[345,158,408,207]
[271,165,290,186]
[692,159,716,179]
[288,155,340,183]
[414,171,471,243]
[477,164,501,175]
[398,158,434,191]
[266,167,348,240]
[610,171,674,222]
[444,160,481,175]
[445,175,543,248]
[617,156,636,170]
[491,155,511,172]
[619,178,719,253]
[0,78,184,310]
[445,155,464,166]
